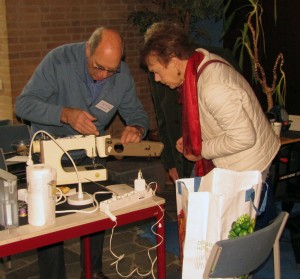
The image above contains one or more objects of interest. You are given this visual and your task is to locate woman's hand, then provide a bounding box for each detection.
[176,137,184,153]
[176,137,202,161]
[184,154,202,162]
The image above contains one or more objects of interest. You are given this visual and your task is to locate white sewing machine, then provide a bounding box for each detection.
[32,135,164,185]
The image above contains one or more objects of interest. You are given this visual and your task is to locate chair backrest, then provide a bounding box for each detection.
[203,211,289,279]
[0,119,11,126]
[0,124,30,154]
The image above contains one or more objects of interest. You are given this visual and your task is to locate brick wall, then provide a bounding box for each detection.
[1,0,157,136]
[0,0,13,121]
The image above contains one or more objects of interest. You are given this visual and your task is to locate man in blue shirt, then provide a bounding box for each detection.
[15,27,149,279]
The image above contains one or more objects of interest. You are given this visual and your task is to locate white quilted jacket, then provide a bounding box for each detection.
[197,48,280,172]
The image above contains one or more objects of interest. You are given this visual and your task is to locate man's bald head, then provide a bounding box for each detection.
[87,27,124,59]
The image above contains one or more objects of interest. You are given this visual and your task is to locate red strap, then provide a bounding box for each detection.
[197,59,230,81]
[194,59,230,176]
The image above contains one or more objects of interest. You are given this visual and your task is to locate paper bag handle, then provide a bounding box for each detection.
[249,181,268,216]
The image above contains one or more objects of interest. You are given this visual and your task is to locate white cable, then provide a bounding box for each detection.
[21,189,109,214]
[55,207,99,214]
[55,187,67,205]
[27,130,91,205]
[147,181,158,194]
[55,191,110,214]
[108,181,164,279]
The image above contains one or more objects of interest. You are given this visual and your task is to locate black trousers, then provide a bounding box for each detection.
[37,231,105,279]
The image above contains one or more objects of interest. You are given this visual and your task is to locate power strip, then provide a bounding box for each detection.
[100,188,154,221]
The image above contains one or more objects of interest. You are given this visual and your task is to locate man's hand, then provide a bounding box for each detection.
[176,137,202,162]
[61,108,99,136]
[120,126,144,144]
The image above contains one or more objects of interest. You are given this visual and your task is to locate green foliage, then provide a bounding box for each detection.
[222,0,261,72]
[128,0,224,40]
[169,0,224,21]
[275,68,286,107]
[128,10,162,34]
[222,0,286,110]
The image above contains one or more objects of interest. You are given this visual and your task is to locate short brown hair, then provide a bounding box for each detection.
[141,21,194,66]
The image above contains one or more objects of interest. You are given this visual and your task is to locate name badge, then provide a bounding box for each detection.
[95,100,114,113]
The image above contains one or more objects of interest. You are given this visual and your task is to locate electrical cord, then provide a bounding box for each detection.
[107,181,164,279]
[55,187,67,205]
[27,130,94,205]
[55,191,111,214]
[26,138,164,277]
[21,187,112,214]
[26,130,115,214]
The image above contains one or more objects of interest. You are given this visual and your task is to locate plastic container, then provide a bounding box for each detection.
[0,169,19,228]
[26,164,57,226]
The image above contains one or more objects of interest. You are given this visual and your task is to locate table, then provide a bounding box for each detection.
[272,131,300,189]
[274,130,300,267]
[0,189,166,279]
[275,131,300,188]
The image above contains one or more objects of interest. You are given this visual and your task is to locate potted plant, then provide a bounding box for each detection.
[223,0,286,114]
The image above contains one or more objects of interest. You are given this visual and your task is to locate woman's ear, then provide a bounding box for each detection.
[171,56,180,68]
[171,57,182,76]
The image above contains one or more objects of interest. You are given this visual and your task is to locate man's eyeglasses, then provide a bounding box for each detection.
[93,64,120,75]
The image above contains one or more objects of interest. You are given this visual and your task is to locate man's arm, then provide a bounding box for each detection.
[15,52,63,126]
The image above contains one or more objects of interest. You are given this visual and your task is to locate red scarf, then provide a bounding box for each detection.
[180,51,214,176]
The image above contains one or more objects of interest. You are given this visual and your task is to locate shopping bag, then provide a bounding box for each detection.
[176,168,262,279]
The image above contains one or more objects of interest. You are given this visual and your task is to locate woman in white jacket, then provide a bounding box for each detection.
[141,21,280,229]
